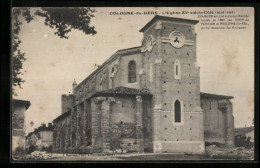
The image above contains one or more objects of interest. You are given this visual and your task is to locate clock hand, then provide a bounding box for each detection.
[174,37,180,43]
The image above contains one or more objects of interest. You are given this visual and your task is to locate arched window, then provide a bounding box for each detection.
[174,100,181,122]
[128,61,136,83]
[174,60,181,79]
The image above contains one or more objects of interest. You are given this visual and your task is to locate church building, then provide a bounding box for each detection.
[52,15,234,154]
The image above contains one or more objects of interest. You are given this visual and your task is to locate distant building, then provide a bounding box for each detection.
[234,126,254,143]
[12,99,31,155]
[25,131,38,152]
[53,15,235,154]
[26,123,54,152]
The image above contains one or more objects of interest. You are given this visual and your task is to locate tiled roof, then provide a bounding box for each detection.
[93,86,152,97]
[53,109,71,123]
[200,92,234,99]
[13,99,31,110]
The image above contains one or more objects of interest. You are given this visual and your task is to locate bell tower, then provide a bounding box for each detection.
[140,15,204,153]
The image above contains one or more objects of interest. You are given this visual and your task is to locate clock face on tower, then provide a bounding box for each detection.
[169,31,185,48]
[161,31,194,49]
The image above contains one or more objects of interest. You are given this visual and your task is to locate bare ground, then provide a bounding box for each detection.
[13,146,254,162]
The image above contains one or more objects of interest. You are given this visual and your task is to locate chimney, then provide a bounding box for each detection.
[48,123,52,127]
[61,94,74,114]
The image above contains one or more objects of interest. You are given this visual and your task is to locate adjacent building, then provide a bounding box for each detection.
[234,126,254,143]
[26,123,54,152]
[52,15,235,154]
[12,99,31,155]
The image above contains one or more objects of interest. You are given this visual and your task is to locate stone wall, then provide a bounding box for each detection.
[201,98,234,146]
[74,66,109,106]
[74,51,143,106]
[142,96,153,152]
[54,95,151,154]
[53,115,71,153]
[89,95,148,153]
[118,53,143,89]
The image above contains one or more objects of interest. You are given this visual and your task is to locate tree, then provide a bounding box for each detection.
[12,7,97,95]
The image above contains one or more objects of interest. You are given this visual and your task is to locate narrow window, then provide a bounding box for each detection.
[174,60,181,79]
[128,61,136,83]
[175,100,181,122]
[122,99,125,108]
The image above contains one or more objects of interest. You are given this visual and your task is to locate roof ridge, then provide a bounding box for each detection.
[140,15,199,32]
[200,92,234,99]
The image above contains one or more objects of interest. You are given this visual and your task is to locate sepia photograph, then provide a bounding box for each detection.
[11,7,255,161]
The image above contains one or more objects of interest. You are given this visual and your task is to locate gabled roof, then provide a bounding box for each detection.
[140,15,199,32]
[200,92,234,99]
[13,99,31,110]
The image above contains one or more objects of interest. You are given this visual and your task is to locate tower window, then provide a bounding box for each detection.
[128,61,136,83]
[174,100,181,122]
[174,60,181,79]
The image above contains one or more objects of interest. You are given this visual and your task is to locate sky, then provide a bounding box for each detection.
[12,7,254,134]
